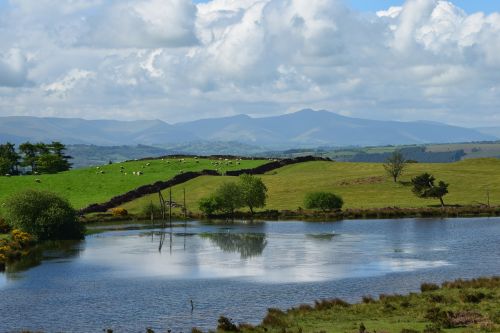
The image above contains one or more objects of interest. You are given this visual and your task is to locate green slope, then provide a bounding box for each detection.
[123,158,500,214]
[0,157,267,210]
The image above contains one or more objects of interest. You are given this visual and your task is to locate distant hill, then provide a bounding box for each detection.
[0,110,496,148]
[176,109,497,147]
[476,127,500,139]
[0,116,196,145]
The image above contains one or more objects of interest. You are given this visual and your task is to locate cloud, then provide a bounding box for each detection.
[83,0,199,49]
[0,49,29,87]
[0,0,499,126]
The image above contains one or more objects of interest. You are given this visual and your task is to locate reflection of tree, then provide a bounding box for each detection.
[6,240,81,275]
[200,233,267,259]
[306,233,337,241]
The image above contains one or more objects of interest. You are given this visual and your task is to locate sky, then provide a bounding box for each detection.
[0,0,499,127]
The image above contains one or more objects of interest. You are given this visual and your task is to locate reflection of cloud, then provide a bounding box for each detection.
[79,231,451,284]
[0,274,6,288]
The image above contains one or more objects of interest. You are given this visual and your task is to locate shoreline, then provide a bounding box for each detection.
[82,205,500,224]
[205,276,500,333]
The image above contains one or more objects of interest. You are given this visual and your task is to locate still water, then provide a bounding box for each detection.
[1,218,499,332]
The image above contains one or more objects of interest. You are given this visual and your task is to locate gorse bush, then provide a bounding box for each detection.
[11,229,34,246]
[4,190,84,241]
[110,207,128,217]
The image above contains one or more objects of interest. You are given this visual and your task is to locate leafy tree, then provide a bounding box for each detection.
[3,190,84,241]
[238,174,268,216]
[198,195,220,217]
[214,182,244,218]
[411,173,449,207]
[0,157,12,175]
[383,150,407,182]
[0,142,19,175]
[19,142,38,172]
[37,153,71,174]
[304,192,344,212]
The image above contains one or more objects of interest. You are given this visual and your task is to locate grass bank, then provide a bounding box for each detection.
[209,277,500,333]
[0,157,267,210]
[122,158,500,215]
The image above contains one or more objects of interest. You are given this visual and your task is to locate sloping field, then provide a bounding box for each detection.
[0,157,267,209]
[122,158,500,213]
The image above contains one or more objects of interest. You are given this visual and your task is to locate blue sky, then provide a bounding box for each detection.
[193,0,499,14]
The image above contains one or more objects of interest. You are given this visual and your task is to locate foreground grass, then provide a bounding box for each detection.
[0,157,267,210]
[212,277,500,333]
[123,158,500,214]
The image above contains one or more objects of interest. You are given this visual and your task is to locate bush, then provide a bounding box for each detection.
[198,195,220,216]
[3,190,84,241]
[304,192,344,212]
[0,218,11,233]
[217,316,239,332]
[110,207,128,217]
[11,229,34,246]
[421,283,440,292]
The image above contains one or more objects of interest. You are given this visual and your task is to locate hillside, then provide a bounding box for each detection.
[0,110,496,148]
[122,158,500,214]
[0,157,267,210]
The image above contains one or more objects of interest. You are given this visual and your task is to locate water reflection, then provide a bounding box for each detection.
[199,232,267,258]
[0,218,499,333]
[5,240,82,276]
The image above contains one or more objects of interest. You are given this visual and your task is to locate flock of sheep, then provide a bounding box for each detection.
[90,157,244,177]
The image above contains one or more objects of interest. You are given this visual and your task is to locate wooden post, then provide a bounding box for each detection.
[169,188,172,229]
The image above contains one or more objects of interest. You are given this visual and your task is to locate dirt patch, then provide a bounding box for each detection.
[339,176,385,186]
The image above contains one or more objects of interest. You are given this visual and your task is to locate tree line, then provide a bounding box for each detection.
[0,141,72,176]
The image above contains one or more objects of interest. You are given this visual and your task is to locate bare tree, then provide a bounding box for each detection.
[383,150,407,183]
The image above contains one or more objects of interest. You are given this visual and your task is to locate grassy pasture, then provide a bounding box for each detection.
[122,158,500,214]
[0,157,267,210]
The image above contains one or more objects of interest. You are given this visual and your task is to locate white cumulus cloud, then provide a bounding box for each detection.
[0,0,499,126]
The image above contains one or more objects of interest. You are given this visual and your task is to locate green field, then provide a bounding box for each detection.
[0,157,267,210]
[214,277,499,333]
[427,142,500,159]
[123,158,500,214]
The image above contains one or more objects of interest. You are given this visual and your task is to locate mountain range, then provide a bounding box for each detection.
[0,110,496,148]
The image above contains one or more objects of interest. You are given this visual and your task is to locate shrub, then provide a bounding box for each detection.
[0,218,10,233]
[11,229,34,246]
[198,195,220,216]
[110,207,128,217]
[304,192,344,212]
[262,308,288,328]
[217,316,239,332]
[460,291,487,303]
[3,190,84,241]
[421,283,440,292]
[314,298,350,310]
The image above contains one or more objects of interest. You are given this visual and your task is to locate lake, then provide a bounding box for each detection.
[1,217,499,332]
